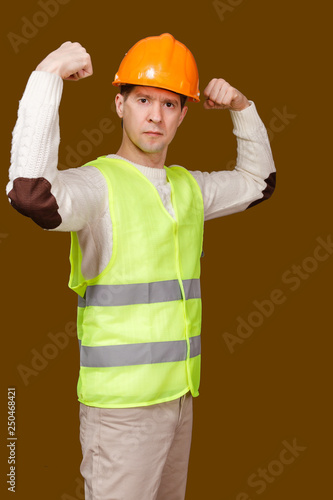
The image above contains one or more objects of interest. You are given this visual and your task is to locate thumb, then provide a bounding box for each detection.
[203,99,215,109]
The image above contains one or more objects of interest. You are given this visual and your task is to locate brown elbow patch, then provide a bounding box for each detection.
[8,177,62,229]
[246,172,276,209]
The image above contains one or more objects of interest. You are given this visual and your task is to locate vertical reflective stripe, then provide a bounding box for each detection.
[78,335,201,367]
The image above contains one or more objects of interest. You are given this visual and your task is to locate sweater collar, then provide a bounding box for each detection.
[106,154,167,181]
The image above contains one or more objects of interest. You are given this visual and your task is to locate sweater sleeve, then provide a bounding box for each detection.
[6,70,107,232]
[189,102,276,221]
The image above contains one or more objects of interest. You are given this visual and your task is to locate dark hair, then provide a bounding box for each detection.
[120,84,187,110]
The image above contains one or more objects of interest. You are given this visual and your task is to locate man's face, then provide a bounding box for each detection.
[115,86,188,157]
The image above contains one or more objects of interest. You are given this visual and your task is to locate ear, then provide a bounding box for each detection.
[115,93,124,118]
[177,106,188,128]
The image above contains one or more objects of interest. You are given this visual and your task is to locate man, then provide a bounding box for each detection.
[7,34,275,500]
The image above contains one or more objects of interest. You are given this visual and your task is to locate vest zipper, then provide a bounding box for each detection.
[170,181,192,393]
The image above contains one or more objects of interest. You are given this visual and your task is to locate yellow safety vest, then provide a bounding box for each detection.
[68,156,204,408]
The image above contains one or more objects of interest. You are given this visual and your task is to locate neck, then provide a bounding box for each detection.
[116,139,167,170]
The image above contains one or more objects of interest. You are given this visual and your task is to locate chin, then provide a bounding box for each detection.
[140,143,165,154]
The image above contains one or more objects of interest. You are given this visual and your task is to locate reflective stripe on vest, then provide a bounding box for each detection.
[77,278,201,307]
[78,335,201,367]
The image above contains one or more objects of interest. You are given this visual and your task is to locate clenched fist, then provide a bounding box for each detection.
[36,41,93,81]
[203,78,250,111]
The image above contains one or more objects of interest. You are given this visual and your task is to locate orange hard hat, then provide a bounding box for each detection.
[112,33,200,102]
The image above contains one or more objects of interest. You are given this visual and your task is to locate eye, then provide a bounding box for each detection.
[139,98,148,104]
[165,102,175,108]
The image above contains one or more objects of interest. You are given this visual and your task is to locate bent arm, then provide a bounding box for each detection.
[190,102,276,221]
[6,70,107,231]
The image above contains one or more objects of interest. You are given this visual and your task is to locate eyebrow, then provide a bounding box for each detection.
[135,92,179,106]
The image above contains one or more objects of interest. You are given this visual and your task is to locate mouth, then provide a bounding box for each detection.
[144,131,163,136]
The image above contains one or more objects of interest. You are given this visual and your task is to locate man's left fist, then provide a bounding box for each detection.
[203,78,250,111]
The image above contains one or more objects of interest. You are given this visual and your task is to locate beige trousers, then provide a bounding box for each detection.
[79,391,193,500]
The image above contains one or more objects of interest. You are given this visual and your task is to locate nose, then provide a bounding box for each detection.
[148,101,162,123]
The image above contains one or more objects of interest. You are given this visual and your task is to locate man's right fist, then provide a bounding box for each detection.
[35,41,93,81]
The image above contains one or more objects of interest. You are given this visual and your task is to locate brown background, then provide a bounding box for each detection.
[1,0,331,498]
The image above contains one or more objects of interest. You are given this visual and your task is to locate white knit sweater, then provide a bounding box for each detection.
[7,71,276,279]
